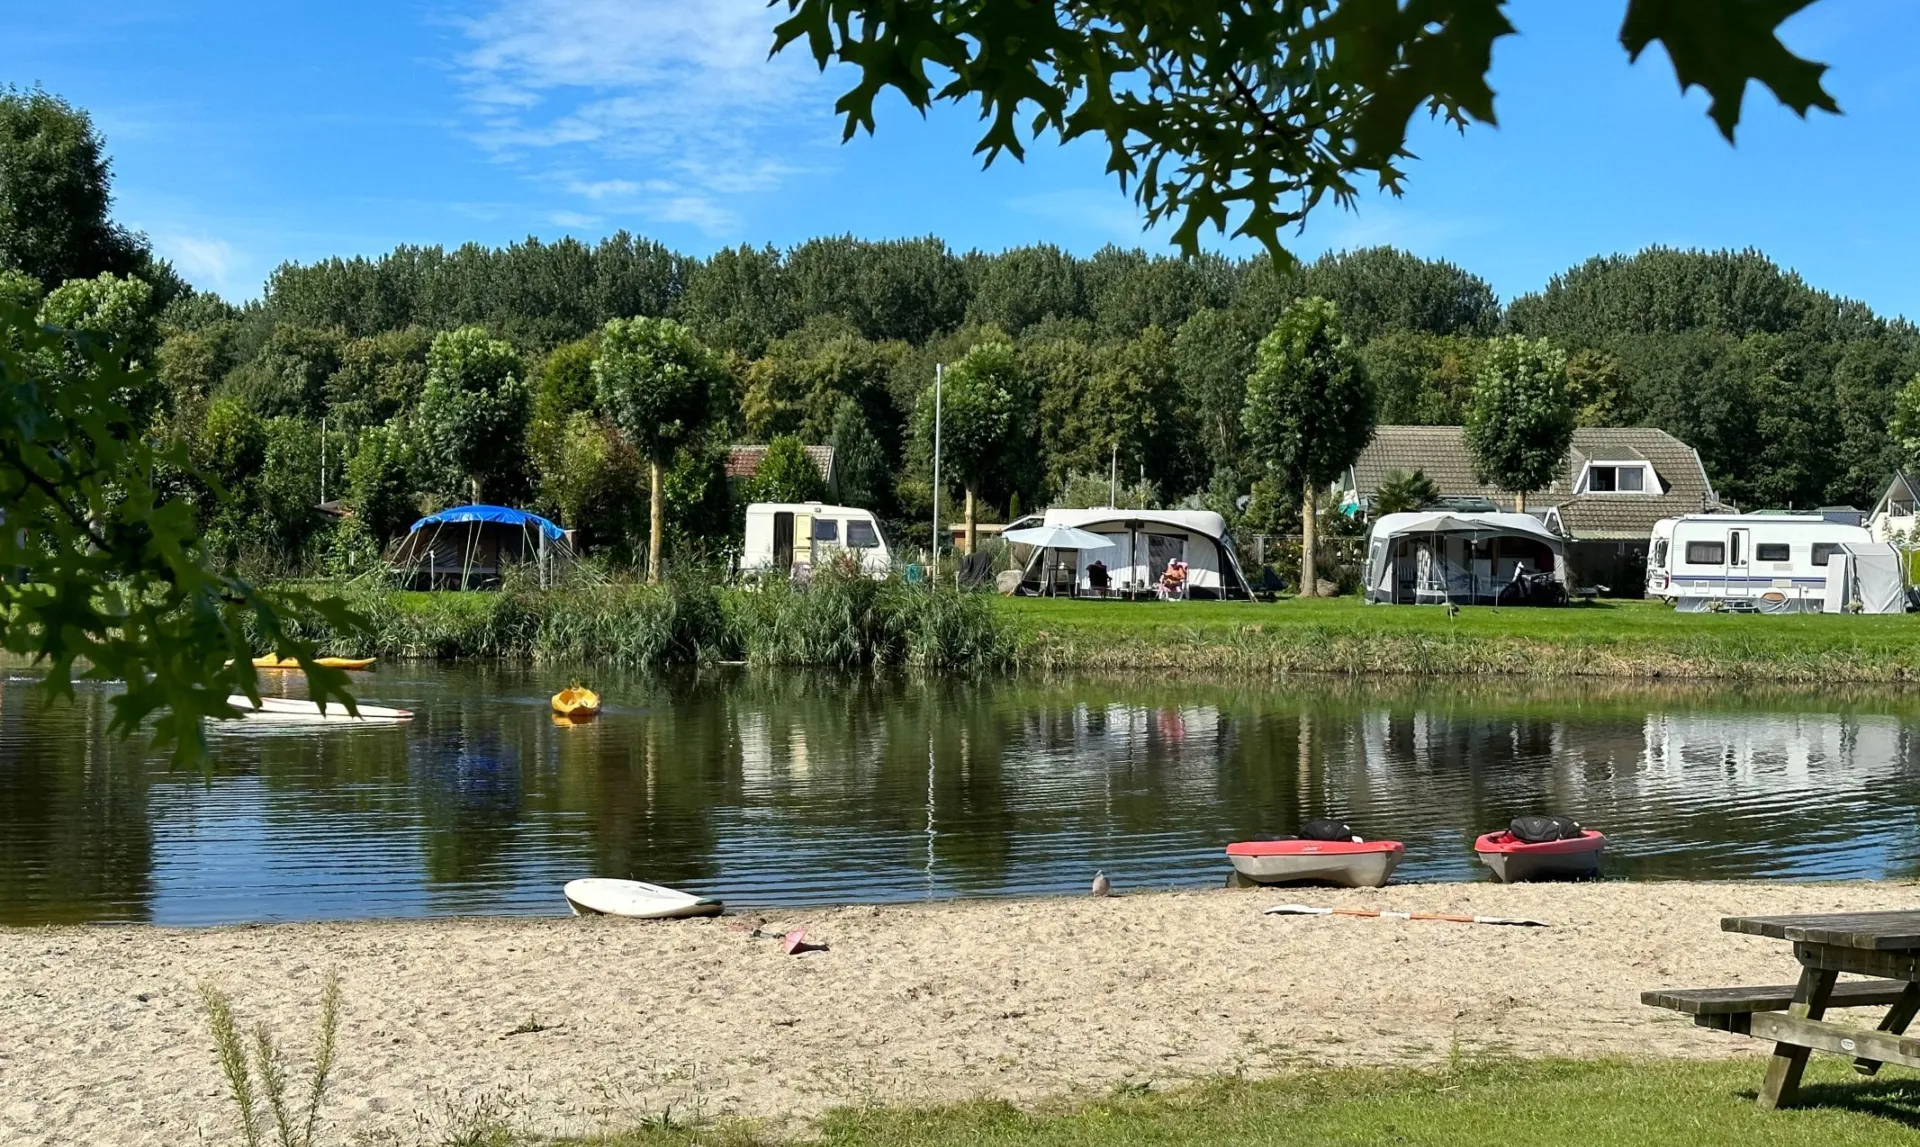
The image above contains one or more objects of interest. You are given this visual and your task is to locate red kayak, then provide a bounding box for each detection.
[1474,830,1605,882]
[1226,840,1404,888]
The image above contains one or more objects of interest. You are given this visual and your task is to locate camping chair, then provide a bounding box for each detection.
[904,562,924,586]
[1086,561,1111,599]
[1157,559,1190,601]
[1048,561,1076,597]
[1253,566,1286,601]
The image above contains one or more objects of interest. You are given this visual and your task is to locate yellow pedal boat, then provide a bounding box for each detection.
[249,655,378,671]
[552,686,602,721]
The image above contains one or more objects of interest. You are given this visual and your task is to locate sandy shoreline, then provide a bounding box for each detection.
[4,881,1915,1146]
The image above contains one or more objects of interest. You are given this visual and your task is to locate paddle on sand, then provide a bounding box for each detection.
[1264,903,1548,927]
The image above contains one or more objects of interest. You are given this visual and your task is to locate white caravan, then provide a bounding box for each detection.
[1646,513,1872,612]
[740,502,893,579]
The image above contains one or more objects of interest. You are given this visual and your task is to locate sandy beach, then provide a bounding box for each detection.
[3,881,1914,1146]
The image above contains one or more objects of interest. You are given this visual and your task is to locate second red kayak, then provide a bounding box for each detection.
[1474,830,1606,882]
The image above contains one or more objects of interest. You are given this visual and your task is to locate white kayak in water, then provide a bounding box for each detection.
[563,878,723,919]
[224,695,414,722]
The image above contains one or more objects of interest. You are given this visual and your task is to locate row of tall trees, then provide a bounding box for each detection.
[108,239,1920,582]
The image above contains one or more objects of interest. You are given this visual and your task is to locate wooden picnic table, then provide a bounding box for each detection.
[1644,910,1920,1110]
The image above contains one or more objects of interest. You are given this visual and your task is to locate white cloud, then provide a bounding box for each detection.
[549,210,603,229]
[455,0,838,232]
[565,178,641,201]
[1299,199,1486,259]
[148,231,249,297]
[1008,188,1153,245]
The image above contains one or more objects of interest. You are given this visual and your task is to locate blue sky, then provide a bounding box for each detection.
[6,0,1917,317]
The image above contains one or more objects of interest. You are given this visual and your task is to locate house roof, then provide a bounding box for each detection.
[1872,471,1918,516]
[1347,426,1721,541]
[725,444,835,482]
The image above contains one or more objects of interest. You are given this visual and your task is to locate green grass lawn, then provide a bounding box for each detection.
[578,1059,1920,1147]
[999,594,1920,680]
[1002,593,1912,644]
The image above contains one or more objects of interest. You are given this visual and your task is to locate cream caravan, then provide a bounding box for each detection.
[1646,513,1871,612]
[741,502,893,579]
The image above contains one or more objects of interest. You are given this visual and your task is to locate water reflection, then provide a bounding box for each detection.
[1,669,1917,925]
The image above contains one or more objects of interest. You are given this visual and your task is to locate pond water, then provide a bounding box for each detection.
[2,665,1918,926]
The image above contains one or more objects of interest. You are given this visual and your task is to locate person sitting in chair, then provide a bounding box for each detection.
[1087,559,1110,597]
[1158,559,1188,600]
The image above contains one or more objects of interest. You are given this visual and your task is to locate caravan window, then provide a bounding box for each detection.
[847,520,878,549]
[1755,543,1790,562]
[1812,542,1842,566]
[1686,541,1724,564]
[1650,539,1668,567]
[813,519,840,545]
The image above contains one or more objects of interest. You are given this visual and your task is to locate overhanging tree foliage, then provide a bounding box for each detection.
[593,317,724,581]
[772,0,1837,258]
[1242,297,1375,596]
[1463,336,1574,512]
[0,303,357,762]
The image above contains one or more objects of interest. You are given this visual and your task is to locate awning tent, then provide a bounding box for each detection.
[388,504,575,589]
[1822,542,1910,614]
[1365,511,1567,605]
[1003,509,1251,599]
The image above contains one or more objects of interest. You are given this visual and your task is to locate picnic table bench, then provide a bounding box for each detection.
[1642,910,1920,1110]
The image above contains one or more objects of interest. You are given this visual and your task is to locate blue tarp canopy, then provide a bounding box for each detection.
[408,504,565,541]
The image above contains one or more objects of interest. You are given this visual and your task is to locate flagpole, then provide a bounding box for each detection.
[931,363,944,586]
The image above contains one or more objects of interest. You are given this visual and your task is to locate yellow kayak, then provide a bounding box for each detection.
[249,655,378,671]
[552,686,601,721]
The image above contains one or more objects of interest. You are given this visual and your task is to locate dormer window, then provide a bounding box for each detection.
[1578,461,1660,495]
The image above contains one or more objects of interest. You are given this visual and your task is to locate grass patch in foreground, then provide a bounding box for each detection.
[574,1058,1920,1146]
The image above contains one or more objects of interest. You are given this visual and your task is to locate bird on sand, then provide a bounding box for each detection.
[1090,871,1111,897]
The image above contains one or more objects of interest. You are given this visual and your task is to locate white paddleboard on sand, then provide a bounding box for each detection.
[225,695,414,722]
[563,878,723,919]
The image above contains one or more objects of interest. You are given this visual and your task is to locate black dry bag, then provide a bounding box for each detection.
[1300,818,1356,842]
[1509,815,1582,844]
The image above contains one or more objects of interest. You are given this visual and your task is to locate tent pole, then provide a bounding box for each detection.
[463,520,476,590]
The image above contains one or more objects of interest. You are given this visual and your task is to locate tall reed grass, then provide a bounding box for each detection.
[263,567,1018,671]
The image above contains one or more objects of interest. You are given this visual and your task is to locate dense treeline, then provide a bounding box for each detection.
[134,236,1917,576]
[8,88,1920,580]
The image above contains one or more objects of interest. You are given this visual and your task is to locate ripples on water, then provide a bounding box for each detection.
[1,667,1916,925]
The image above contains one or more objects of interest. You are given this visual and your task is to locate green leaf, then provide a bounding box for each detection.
[0,299,363,766]
[1621,0,1839,141]
[772,1,1841,262]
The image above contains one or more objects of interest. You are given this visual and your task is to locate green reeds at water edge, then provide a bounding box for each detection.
[724,572,1017,670]
[258,567,1020,671]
